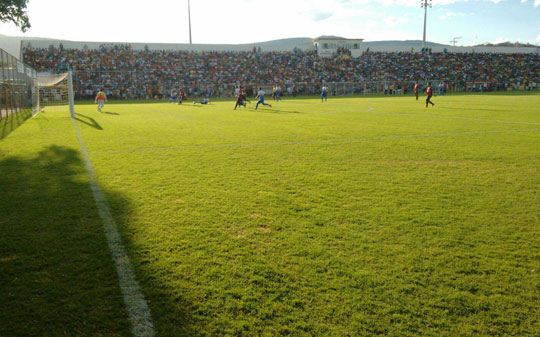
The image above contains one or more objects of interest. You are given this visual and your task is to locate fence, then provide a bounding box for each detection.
[0,48,38,138]
[68,68,539,101]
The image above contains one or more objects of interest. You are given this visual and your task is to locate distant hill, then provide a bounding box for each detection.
[0,33,54,41]
[250,37,312,48]
[474,41,539,48]
[3,32,538,60]
[364,40,449,47]
[0,34,58,58]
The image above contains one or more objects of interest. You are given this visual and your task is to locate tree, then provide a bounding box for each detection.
[0,0,30,32]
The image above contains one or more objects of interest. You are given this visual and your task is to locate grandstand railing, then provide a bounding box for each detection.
[66,69,538,101]
[72,79,538,101]
[226,80,538,98]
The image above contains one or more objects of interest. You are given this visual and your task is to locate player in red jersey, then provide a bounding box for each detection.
[234,90,250,110]
[414,82,419,100]
[178,89,186,104]
[425,82,435,108]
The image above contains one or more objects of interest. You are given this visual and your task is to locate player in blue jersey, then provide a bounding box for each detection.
[276,85,282,101]
[255,87,272,110]
[321,85,328,102]
[169,89,177,104]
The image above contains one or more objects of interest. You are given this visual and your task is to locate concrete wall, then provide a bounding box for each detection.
[19,38,540,55]
[22,39,314,53]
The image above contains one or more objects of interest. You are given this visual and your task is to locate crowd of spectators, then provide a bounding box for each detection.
[23,44,540,100]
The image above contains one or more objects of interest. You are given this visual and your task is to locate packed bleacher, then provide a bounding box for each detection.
[23,44,540,99]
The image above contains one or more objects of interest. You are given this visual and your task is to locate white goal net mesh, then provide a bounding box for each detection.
[37,72,69,107]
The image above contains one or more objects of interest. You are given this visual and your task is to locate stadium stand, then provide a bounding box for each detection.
[22,44,540,99]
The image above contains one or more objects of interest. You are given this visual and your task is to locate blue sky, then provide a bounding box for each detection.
[0,0,538,46]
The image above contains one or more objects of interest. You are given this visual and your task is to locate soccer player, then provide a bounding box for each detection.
[414,82,419,101]
[95,89,107,112]
[169,89,178,104]
[255,88,272,110]
[193,97,210,105]
[178,89,185,104]
[321,85,328,102]
[425,82,435,108]
[234,91,250,110]
[276,85,282,101]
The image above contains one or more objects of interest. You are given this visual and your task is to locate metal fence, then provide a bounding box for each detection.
[0,48,38,137]
[68,68,539,101]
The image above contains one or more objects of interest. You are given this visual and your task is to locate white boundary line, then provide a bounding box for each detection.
[71,116,155,337]
[92,128,540,156]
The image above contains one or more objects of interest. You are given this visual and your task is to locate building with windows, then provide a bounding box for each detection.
[313,36,364,58]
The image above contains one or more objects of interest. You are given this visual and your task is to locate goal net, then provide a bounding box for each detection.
[36,72,75,116]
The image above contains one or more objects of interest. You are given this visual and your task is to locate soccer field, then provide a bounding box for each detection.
[1,93,540,336]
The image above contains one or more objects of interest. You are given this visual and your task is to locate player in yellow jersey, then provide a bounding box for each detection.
[94,89,107,112]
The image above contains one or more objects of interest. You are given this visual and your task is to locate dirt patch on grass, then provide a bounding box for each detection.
[232,231,246,239]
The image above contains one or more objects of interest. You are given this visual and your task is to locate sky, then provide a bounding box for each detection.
[0,0,539,46]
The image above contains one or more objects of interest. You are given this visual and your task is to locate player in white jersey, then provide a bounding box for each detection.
[276,85,282,101]
[193,97,210,105]
[169,89,178,103]
[321,85,328,102]
[255,88,272,110]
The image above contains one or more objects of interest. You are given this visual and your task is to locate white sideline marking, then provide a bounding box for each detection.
[71,116,155,337]
[92,128,540,156]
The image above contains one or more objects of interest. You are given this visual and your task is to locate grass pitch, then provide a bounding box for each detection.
[1,93,540,336]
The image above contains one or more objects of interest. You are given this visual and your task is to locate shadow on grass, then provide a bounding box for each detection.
[0,146,131,335]
[74,113,103,130]
[0,108,32,140]
[0,145,198,336]
[102,111,120,115]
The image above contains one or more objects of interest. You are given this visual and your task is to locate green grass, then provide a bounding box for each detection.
[1,93,540,336]
[0,107,33,139]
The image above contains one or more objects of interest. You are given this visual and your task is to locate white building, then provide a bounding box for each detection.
[313,36,364,58]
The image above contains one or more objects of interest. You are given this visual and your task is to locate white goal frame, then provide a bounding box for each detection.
[36,71,75,117]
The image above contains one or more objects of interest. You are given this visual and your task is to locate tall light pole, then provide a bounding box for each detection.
[421,0,432,49]
[188,0,193,44]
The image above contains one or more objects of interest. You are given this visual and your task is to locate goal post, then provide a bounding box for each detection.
[68,71,75,117]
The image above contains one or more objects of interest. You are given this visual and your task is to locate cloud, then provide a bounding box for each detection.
[310,10,334,21]
[535,0,540,6]
[310,10,333,21]
[537,34,540,41]
[439,11,466,20]
[384,16,409,27]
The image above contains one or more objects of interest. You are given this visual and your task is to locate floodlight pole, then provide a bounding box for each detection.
[421,0,432,49]
[188,0,193,45]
